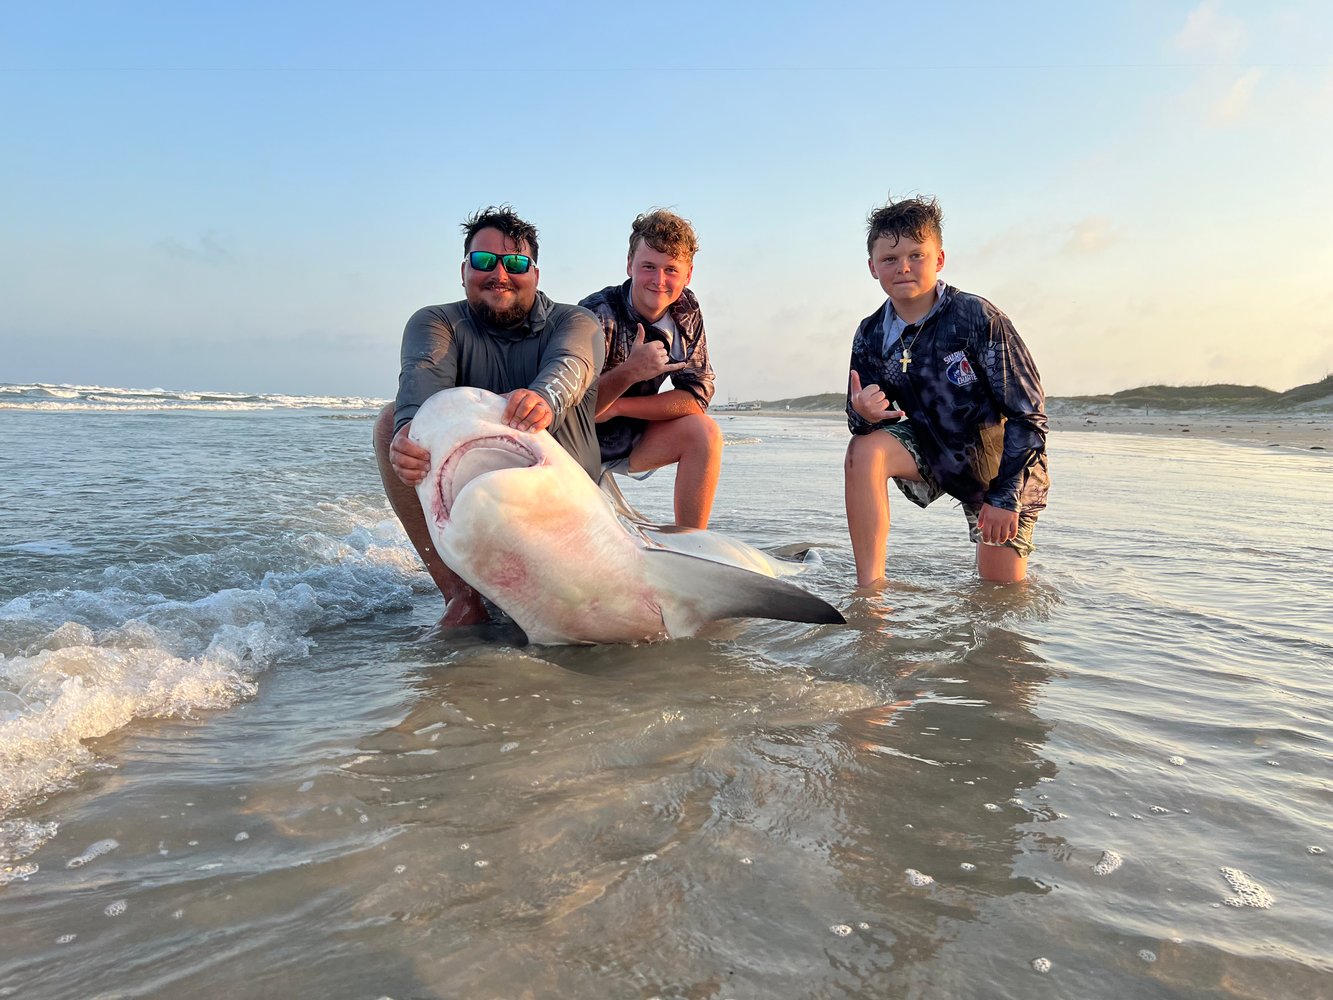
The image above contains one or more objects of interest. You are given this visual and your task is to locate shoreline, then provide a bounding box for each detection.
[1047,409,1331,451]
[717,408,1333,451]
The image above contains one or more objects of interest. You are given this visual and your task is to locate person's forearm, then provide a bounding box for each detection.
[607,388,703,422]
[593,364,642,418]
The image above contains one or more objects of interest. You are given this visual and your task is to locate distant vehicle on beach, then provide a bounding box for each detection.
[714,397,762,412]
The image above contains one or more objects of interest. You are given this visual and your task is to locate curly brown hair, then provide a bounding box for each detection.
[628,209,699,262]
[865,196,943,256]
[462,205,540,262]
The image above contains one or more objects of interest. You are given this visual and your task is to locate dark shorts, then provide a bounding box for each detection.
[881,421,1038,558]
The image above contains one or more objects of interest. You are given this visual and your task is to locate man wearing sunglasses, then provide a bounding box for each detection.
[580,209,721,529]
[373,205,604,627]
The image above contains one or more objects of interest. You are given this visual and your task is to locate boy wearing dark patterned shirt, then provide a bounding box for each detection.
[844,196,1049,585]
[580,210,722,528]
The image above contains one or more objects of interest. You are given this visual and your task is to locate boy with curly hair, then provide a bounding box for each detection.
[580,209,722,528]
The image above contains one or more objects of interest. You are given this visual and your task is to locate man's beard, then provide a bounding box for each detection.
[472,292,530,330]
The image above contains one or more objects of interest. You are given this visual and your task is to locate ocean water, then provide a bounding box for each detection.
[2,382,1331,1000]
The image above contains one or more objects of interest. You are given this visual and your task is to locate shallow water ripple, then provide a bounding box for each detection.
[2,411,1332,998]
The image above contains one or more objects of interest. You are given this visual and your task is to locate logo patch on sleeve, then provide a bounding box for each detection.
[944,351,978,387]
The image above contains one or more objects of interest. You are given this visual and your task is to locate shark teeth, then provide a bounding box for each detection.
[434,434,539,522]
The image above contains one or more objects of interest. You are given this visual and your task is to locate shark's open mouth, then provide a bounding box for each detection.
[434,434,539,523]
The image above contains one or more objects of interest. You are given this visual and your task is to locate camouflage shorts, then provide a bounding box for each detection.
[601,455,655,481]
[880,421,1038,558]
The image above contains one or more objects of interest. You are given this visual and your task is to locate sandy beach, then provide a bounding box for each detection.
[721,407,1333,452]
[1046,407,1333,451]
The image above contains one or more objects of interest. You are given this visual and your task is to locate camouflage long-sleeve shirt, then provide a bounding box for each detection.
[579,281,715,464]
[847,285,1050,513]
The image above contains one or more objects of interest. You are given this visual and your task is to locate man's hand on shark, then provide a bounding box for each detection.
[501,389,553,433]
[389,423,432,486]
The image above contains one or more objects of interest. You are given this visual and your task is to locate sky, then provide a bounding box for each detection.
[3,1,1331,402]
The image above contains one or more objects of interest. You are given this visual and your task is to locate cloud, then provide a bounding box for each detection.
[155,230,234,265]
[1265,67,1333,124]
[970,225,1033,265]
[1172,1,1247,59]
[1208,68,1264,125]
[1062,217,1117,255]
[969,217,1117,265]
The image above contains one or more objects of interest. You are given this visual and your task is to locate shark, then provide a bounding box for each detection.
[409,387,845,645]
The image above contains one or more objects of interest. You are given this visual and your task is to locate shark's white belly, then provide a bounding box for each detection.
[443,471,668,644]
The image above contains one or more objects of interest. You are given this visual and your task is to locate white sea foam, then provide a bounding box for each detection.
[1092,850,1123,875]
[66,838,120,868]
[0,691,25,723]
[905,868,934,887]
[0,818,59,862]
[1219,867,1274,908]
[0,507,423,821]
[0,863,38,885]
[0,641,260,818]
[0,381,385,414]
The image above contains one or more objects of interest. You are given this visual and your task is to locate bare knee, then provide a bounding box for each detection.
[688,412,723,456]
[664,411,722,462]
[845,434,882,477]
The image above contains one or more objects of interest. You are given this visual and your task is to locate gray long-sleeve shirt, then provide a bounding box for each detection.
[393,291,605,480]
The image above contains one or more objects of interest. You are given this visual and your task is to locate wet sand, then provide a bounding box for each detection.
[721,408,1333,452]
[1046,408,1332,451]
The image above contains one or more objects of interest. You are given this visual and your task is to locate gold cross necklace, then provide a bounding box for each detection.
[898,288,939,371]
[899,325,922,373]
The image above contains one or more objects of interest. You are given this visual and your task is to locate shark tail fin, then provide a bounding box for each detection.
[640,549,845,637]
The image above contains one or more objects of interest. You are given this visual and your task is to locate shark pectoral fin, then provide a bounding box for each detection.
[640,549,845,637]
